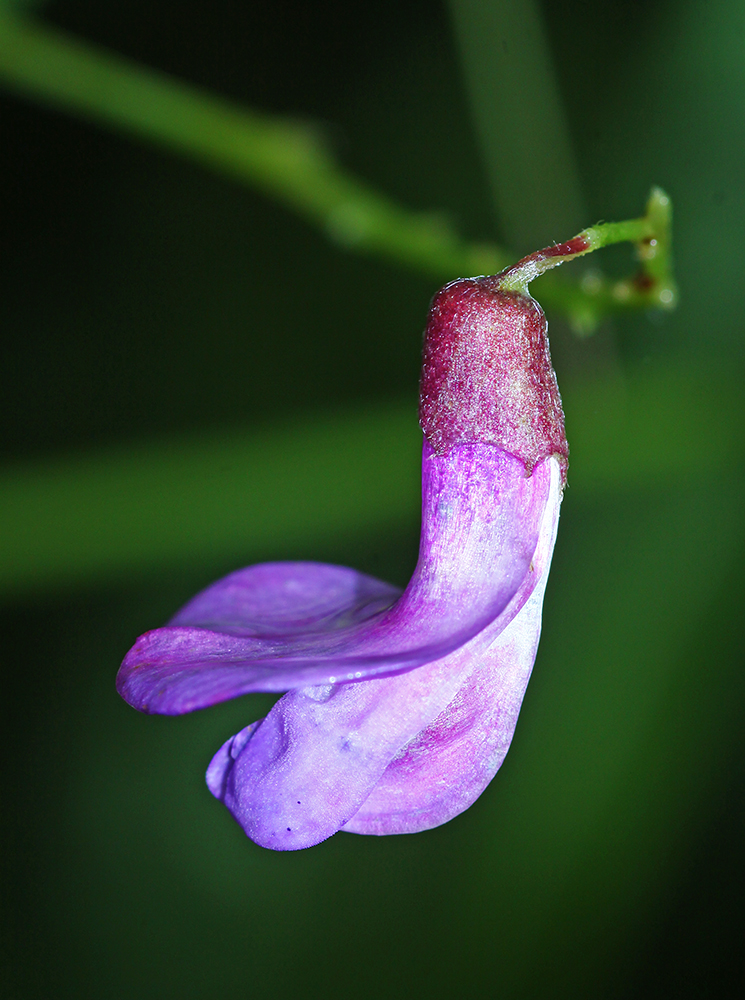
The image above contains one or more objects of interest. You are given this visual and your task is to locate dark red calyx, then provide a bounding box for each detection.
[418,276,568,479]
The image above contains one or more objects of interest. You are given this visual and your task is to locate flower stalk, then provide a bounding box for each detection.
[498,187,676,331]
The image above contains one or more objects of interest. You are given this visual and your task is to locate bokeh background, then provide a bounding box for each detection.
[2,1,744,996]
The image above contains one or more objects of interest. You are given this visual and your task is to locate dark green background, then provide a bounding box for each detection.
[3,1,744,997]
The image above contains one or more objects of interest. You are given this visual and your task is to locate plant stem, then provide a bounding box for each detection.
[0,9,510,280]
[0,10,674,331]
[498,188,677,330]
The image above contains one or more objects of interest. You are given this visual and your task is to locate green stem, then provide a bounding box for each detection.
[0,10,675,331]
[498,187,677,328]
[0,9,510,280]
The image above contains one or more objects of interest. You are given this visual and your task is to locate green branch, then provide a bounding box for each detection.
[497,188,677,330]
[0,10,674,330]
[0,362,738,596]
[0,10,509,279]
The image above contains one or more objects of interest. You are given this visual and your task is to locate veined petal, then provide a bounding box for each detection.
[170,562,402,638]
[117,444,553,714]
[343,466,560,835]
[210,457,561,850]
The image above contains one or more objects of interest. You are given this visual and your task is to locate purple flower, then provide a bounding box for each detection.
[117,270,568,851]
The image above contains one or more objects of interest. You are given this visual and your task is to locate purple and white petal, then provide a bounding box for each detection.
[170,562,401,637]
[209,457,561,850]
[117,444,551,714]
[343,461,560,835]
[210,637,493,850]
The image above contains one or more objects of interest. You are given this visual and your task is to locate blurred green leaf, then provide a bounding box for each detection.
[0,402,421,596]
[448,0,585,248]
[0,360,742,595]
[0,9,673,328]
[0,8,509,281]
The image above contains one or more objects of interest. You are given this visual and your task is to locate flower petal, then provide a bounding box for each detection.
[210,457,561,849]
[169,562,402,637]
[205,720,263,800]
[117,445,553,714]
[211,646,489,850]
[342,481,558,835]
